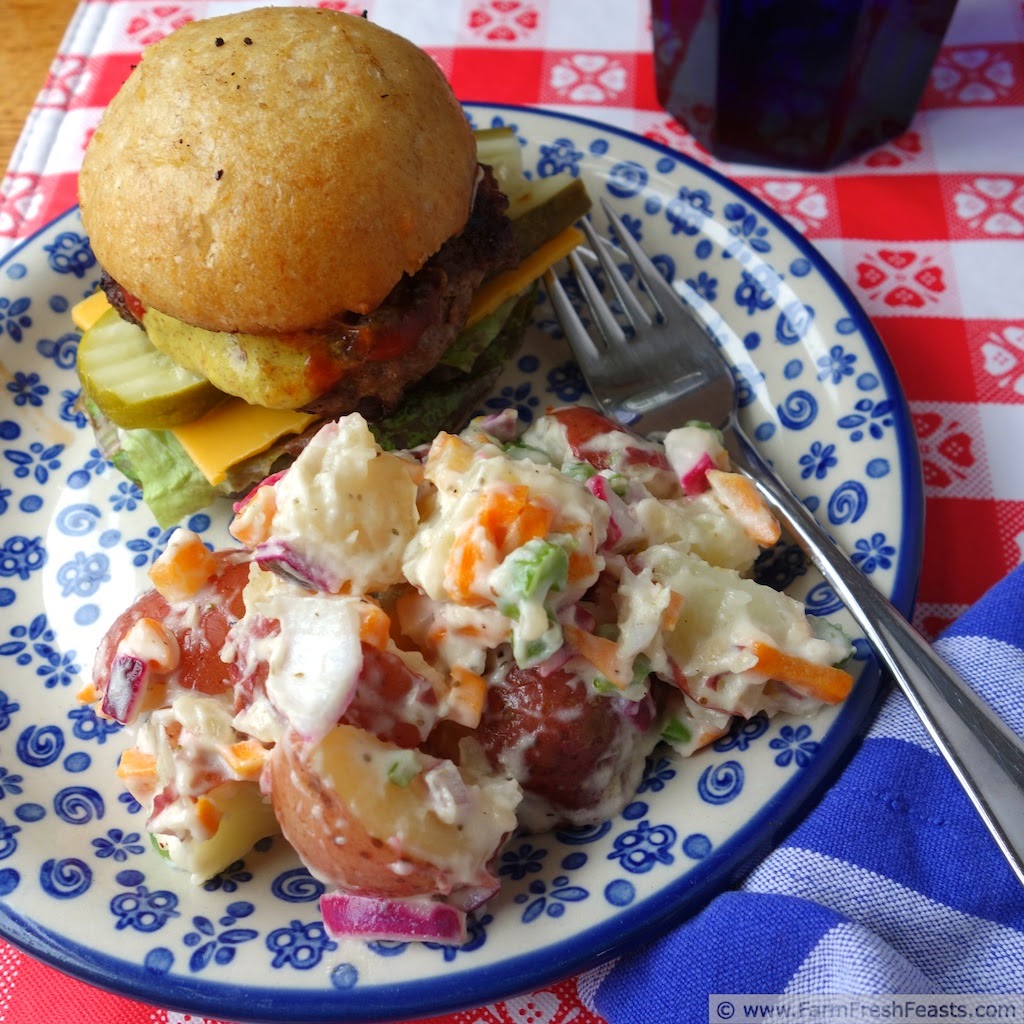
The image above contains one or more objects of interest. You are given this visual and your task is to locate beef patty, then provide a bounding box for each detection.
[100,165,519,422]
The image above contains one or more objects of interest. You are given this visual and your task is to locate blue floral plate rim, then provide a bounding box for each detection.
[0,102,923,1023]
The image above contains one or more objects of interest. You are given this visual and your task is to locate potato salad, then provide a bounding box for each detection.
[84,406,854,945]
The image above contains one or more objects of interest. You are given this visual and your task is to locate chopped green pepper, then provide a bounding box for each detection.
[661,718,692,745]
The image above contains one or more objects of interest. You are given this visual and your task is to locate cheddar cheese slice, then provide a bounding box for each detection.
[466,225,585,328]
[172,401,317,486]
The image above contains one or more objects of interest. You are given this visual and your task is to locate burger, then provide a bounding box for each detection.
[74,7,587,526]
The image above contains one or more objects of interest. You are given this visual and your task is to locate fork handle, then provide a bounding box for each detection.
[732,432,1024,886]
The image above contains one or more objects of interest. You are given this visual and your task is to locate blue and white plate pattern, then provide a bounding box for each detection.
[0,105,922,1023]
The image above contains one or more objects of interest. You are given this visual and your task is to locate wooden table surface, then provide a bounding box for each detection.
[0,0,79,174]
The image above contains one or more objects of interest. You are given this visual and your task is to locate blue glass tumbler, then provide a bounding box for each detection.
[650,0,958,170]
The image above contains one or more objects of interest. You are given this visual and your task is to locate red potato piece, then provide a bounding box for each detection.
[549,406,672,474]
[269,724,513,898]
[470,665,658,825]
[91,553,251,704]
[343,645,439,748]
[233,617,440,748]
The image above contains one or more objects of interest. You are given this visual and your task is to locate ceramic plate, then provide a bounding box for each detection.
[0,104,922,1023]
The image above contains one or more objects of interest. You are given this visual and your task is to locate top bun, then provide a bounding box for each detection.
[79,7,477,334]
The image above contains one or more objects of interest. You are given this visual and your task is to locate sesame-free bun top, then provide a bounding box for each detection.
[78,7,477,334]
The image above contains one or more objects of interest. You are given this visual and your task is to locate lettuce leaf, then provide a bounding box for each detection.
[438,296,519,374]
[86,284,537,524]
[86,398,218,529]
[370,284,537,451]
[117,428,219,529]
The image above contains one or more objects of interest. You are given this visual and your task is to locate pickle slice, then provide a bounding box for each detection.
[509,177,591,258]
[77,308,225,430]
[474,126,525,199]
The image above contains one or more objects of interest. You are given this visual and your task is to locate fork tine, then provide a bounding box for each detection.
[567,249,627,349]
[599,196,682,314]
[577,218,653,329]
[544,268,605,368]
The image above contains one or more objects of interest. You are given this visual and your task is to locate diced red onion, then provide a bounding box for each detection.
[101,654,148,724]
[253,540,337,593]
[147,783,185,838]
[448,875,500,913]
[535,645,572,677]
[612,691,657,732]
[670,661,732,715]
[585,475,640,552]
[604,514,623,549]
[479,409,519,442]
[320,892,468,945]
[423,762,471,824]
[558,604,596,633]
[681,452,715,496]
[232,469,287,515]
[585,474,611,502]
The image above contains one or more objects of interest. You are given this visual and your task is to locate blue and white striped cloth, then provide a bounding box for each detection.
[583,564,1024,1021]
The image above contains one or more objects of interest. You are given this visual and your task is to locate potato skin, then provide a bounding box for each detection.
[471,665,660,828]
[92,554,250,701]
[268,732,463,898]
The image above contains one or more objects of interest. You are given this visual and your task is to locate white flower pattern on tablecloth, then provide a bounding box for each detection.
[952,178,1024,236]
[549,54,627,103]
[642,115,713,164]
[38,55,92,109]
[854,249,947,308]
[453,986,593,1024]
[861,131,925,169]
[980,325,1024,397]
[0,175,43,238]
[752,181,829,235]
[914,411,976,490]
[124,5,195,46]
[930,46,1016,103]
[317,1,373,12]
[467,1,540,41]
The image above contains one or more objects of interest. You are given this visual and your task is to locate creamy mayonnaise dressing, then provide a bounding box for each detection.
[94,408,855,940]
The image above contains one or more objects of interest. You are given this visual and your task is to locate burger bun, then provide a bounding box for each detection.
[78,7,478,335]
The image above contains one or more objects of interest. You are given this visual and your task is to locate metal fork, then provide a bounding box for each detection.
[547,197,1024,886]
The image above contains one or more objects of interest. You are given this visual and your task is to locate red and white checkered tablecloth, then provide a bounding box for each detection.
[1,1,1023,1022]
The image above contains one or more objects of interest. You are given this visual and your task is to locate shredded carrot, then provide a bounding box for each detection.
[358,602,392,650]
[77,681,98,705]
[446,485,558,604]
[661,590,685,632]
[139,680,169,715]
[195,795,222,837]
[116,748,157,783]
[446,666,489,729]
[223,740,268,782]
[508,495,555,550]
[149,531,218,602]
[693,722,731,751]
[668,659,690,694]
[229,485,277,549]
[446,531,488,604]
[478,486,527,548]
[749,640,854,704]
[706,469,781,547]
[562,623,631,689]
[394,588,428,638]
[568,549,595,584]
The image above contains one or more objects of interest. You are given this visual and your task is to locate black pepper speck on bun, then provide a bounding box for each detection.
[80,6,481,335]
